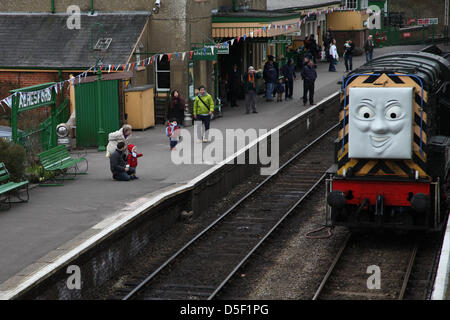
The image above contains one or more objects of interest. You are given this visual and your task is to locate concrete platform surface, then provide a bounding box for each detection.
[0,45,426,286]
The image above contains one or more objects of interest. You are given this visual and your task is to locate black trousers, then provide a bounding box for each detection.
[303,81,315,105]
[230,87,239,106]
[285,79,294,98]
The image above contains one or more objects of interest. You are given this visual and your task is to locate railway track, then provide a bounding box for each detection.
[117,124,338,300]
[312,232,444,300]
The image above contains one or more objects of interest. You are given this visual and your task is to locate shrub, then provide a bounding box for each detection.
[25,164,56,184]
[0,138,27,181]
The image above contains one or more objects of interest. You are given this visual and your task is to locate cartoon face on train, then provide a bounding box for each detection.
[348,87,413,159]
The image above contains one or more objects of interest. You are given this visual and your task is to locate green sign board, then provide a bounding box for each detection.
[192,46,217,61]
[217,43,229,55]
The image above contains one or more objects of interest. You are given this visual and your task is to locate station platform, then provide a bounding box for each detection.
[0,44,440,297]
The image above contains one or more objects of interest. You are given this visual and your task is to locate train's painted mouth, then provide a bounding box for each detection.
[370,135,392,149]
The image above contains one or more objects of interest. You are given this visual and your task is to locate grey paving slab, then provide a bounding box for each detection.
[0,45,426,285]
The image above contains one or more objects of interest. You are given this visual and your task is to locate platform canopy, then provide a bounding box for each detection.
[212,11,302,39]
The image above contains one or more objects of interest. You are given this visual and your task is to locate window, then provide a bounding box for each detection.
[346,0,358,9]
[156,55,170,91]
[360,0,368,9]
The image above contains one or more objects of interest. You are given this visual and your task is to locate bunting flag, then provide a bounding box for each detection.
[0,6,369,109]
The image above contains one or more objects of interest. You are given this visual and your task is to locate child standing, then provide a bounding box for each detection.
[276,77,285,102]
[127,144,143,180]
[166,119,180,151]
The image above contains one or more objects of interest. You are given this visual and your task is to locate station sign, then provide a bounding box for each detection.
[268,39,292,45]
[417,18,438,25]
[192,46,217,61]
[217,43,229,55]
[19,88,52,109]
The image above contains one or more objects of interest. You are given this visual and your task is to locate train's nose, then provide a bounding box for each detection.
[410,193,430,212]
[327,191,347,209]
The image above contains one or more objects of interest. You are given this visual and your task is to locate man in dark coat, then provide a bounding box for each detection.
[307,35,319,66]
[281,58,296,100]
[263,56,279,102]
[343,40,355,71]
[364,35,375,62]
[228,64,241,107]
[110,142,135,181]
[301,59,317,106]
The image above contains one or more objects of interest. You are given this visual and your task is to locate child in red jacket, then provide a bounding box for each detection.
[127,144,143,180]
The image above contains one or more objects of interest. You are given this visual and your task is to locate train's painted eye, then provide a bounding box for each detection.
[385,105,403,120]
[356,106,375,120]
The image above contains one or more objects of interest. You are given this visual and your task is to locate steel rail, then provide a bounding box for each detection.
[398,242,419,300]
[312,233,351,300]
[208,172,328,300]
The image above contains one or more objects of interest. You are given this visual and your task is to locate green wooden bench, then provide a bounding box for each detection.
[38,145,88,186]
[0,162,29,209]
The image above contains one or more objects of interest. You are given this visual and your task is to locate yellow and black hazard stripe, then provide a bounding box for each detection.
[337,72,429,178]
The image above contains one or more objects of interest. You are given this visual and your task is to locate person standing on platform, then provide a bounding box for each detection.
[301,59,317,106]
[263,56,279,102]
[243,66,260,114]
[364,35,375,62]
[169,90,185,126]
[281,58,296,100]
[307,35,319,66]
[193,85,215,143]
[343,40,355,72]
[329,39,338,72]
[323,31,332,62]
[228,64,241,107]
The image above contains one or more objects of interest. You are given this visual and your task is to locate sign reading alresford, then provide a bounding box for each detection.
[19,88,52,109]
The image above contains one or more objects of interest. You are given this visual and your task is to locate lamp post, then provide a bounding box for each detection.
[96,61,106,151]
[91,23,107,151]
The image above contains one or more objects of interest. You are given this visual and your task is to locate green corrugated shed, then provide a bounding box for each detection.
[75,80,120,148]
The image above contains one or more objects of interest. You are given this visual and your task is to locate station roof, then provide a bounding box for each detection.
[212,10,301,39]
[0,12,149,69]
[267,0,341,12]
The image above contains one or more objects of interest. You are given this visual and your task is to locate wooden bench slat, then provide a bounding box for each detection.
[0,181,28,194]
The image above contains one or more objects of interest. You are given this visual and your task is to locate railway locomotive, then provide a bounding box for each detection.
[326,45,450,231]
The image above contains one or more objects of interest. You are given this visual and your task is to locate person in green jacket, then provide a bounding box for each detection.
[193,85,215,143]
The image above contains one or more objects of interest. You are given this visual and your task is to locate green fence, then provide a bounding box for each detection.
[370,25,432,47]
[17,98,70,153]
